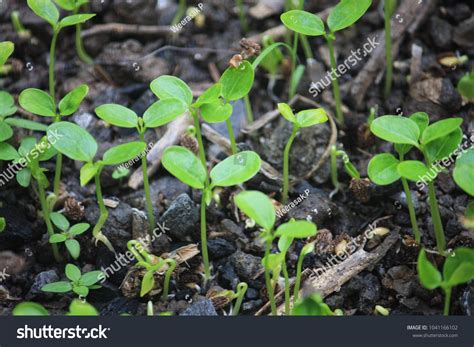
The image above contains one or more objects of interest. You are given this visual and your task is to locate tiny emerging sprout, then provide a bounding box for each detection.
[147,300,154,316]
[41,263,103,298]
[330,145,360,197]
[232,282,248,316]
[292,294,336,316]
[49,212,89,259]
[383,0,396,98]
[374,304,390,316]
[11,11,31,39]
[370,114,464,253]
[162,146,261,280]
[127,240,177,299]
[293,241,315,307]
[281,0,372,123]
[417,247,474,315]
[47,121,146,251]
[457,68,474,101]
[277,103,328,203]
[112,166,130,180]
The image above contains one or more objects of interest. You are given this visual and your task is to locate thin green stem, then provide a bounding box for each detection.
[171,0,187,26]
[53,151,62,197]
[192,110,210,186]
[74,8,93,65]
[282,126,298,203]
[325,34,343,124]
[226,118,238,154]
[330,145,340,191]
[200,190,210,280]
[232,282,247,316]
[443,288,452,316]
[38,181,61,262]
[236,0,248,33]
[49,28,59,101]
[289,32,299,99]
[264,236,277,315]
[401,177,421,243]
[93,169,115,252]
[384,1,393,99]
[244,94,254,123]
[293,249,305,307]
[139,132,155,234]
[282,258,290,315]
[162,259,176,300]
[299,35,313,60]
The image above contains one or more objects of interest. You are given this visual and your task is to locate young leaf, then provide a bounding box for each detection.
[67,299,98,316]
[0,143,19,161]
[0,122,13,142]
[210,151,261,187]
[73,285,89,297]
[140,271,155,297]
[409,112,429,136]
[420,118,463,145]
[79,271,103,286]
[42,281,73,293]
[278,103,296,123]
[275,220,317,239]
[27,0,59,27]
[95,104,138,128]
[453,148,474,196]
[280,10,325,36]
[16,169,32,188]
[5,118,48,132]
[193,83,222,108]
[49,234,67,243]
[417,249,442,290]
[0,41,14,67]
[48,122,97,162]
[278,235,293,253]
[220,61,255,101]
[296,108,328,128]
[457,70,474,101]
[58,14,95,29]
[397,160,433,183]
[200,100,233,123]
[69,223,90,236]
[370,116,420,146]
[162,146,206,189]
[59,84,88,116]
[80,162,99,186]
[65,239,81,259]
[368,153,400,185]
[102,142,146,166]
[65,264,81,282]
[424,127,462,163]
[143,98,187,128]
[234,191,275,231]
[54,0,75,10]
[0,91,17,118]
[327,0,372,33]
[0,217,5,233]
[19,88,56,117]
[300,242,315,257]
[13,302,50,316]
[443,247,474,287]
[292,294,334,316]
[50,212,70,231]
[150,76,193,106]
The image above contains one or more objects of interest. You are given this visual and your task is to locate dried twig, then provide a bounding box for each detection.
[81,23,171,39]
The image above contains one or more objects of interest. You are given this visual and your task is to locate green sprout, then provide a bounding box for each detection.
[418,247,474,315]
[171,0,187,27]
[162,146,261,280]
[11,11,31,39]
[277,103,328,203]
[281,0,372,123]
[47,121,146,251]
[127,240,176,298]
[0,41,14,74]
[457,69,474,101]
[0,217,5,232]
[41,263,103,297]
[293,241,315,306]
[330,144,360,195]
[49,212,89,259]
[19,85,89,197]
[0,136,61,261]
[370,114,463,253]
[292,293,337,316]
[53,0,95,64]
[95,96,187,234]
[236,0,248,33]
[232,282,248,316]
[13,299,98,316]
[383,0,396,98]
[26,0,95,99]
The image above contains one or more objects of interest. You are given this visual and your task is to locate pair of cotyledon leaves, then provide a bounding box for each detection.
[368,113,465,188]
[280,0,372,36]
[27,0,94,30]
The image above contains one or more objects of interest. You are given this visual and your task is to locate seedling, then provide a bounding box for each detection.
[47,121,146,251]
[277,103,328,203]
[418,247,474,315]
[53,0,94,64]
[457,69,474,101]
[95,96,187,233]
[281,0,372,123]
[292,293,336,316]
[383,0,396,98]
[0,136,61,261]
[162,146,261,280]
[19,85,89,197]
[11,11,31,39]
[370,114,463,253]
[0,41,14,74]
[127,240,176,298]
[330,145,361,196]
[13,299,98,316]
[26,0,95,99]
[49,212,89,259]
[232,282,248,316]
[42,263,103,297]
[293,241,315,306]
